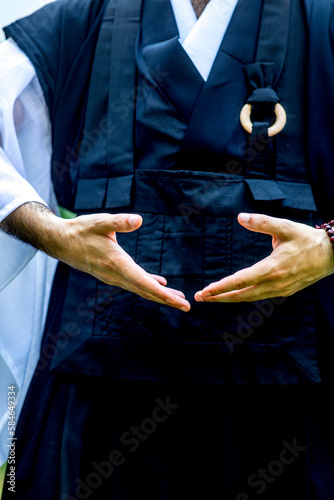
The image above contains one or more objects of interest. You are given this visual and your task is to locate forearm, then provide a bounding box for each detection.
[0,202,69,261]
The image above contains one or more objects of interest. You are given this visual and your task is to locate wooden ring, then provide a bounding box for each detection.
[240,103,287,137]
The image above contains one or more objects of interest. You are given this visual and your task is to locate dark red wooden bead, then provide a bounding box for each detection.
[316,221,334,252]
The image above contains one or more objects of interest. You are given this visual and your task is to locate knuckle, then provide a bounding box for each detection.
[275,281,293,296]
[235,279,246,290]
[105,254,118,268]
[271,267,285,280]
[111,215,121,230]
[94,214,110,227]
[102,277,117,287]
[233,271,246,289]
[132,277,145,291]
[266,259,284,279]
[258,217,269,231]
[250,214,270,231]
[105,260,117,273]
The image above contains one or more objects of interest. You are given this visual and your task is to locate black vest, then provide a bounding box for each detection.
[5,0,333,384]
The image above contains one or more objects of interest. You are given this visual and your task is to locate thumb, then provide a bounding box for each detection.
[237,213,292,239]
[127,214,143,229]
[90,213,143,233]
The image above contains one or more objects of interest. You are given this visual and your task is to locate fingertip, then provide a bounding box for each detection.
[238,213,278,236]
[194,292,204,302]
[151,274,167,286]
[166,296,190,312]
[180,300,191,312]
[238,213,250,225]
[128,214,142,228]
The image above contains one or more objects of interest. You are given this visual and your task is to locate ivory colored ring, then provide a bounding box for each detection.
[240,103,287,137]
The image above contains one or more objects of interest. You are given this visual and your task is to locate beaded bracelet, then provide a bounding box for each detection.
[316,220,334,250]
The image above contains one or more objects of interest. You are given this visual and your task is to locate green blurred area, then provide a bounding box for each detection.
[0,462,6,499]
[58,206,77,219]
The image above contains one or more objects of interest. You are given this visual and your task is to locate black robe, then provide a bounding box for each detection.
[3,0,334,497]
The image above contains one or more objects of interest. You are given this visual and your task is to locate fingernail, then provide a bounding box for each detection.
[180,306,189,313]
[196,294,204,302]
[238,213,250,224]
[166,298,174,305]
[128,215,141,228]
[201,292,212,299]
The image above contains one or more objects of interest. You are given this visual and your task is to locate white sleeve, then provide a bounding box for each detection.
[0,38,56,291]
[0,39,58,466]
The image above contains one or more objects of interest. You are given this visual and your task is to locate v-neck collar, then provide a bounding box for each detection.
[138,0,262,122]
[170,0,239,80]
[140,0,240,81]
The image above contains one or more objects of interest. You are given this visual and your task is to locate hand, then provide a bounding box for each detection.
[0,203,190,312]
[195,213,334,303]
[61,213,191,312]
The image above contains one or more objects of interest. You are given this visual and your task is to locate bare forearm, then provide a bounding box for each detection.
[0,202,69,260]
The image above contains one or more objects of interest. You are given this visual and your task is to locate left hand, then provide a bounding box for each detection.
[195,213,334,303]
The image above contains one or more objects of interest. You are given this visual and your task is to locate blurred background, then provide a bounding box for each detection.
[1,0,55,41]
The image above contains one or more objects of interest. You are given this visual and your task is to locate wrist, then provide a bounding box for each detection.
[315,221,334,276]
[40,214,74,262]
[0,202,72,261]
[316,220,334,247]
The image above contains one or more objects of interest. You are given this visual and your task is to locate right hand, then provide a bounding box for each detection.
[60,213,191,312]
